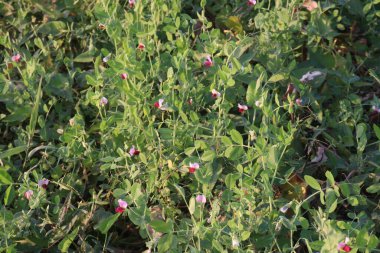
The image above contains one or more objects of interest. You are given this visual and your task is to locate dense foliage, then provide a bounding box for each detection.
[1,0,380,252]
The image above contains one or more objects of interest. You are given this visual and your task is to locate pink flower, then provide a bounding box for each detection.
[129,145,140,156]
[195,194,206,204]
[120,73,128,80]
[116,199,128,213]
[296,98,303,106]
[138,43,145,51]
[11,54,21,63]
[38,179,49,189]
[24,190,33,200]
[129,0,135,8]
[100,97,108,106]
[238,103,248,113]
[203,56,213,68]
[247,0,257,6]
[337,238,351,252]
[303,0,318,11]
[211,89,221,99]
[188,162,199,173]
[154,99,168,110]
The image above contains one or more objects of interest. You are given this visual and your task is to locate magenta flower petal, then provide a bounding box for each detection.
[195,194,206,204]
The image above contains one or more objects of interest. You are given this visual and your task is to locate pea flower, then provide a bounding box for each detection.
[154,99,168,110]
[211,89,221,99]
[188,162,199,173]
[311,146,327,163]
[303,0,318,12]
[238,103,248,113]
[195,194,206,204]
[247,0,257,6]
[296,98,303,106]
[11,53,21,63]
[120,73,128,80]
[255,100,262,107]
[38,179,49,189]
[203,55,213,68]
[337,237,351,252]
[138,43,145,51]
[188,98,193,105]
[280,202,292,213]
[102,55,110,63]
[115,199,128,213]
[69,118,75,126]
[129,145,140,156]
[100,97,108,106]
[24,190,33,200]
[232,237,240,247]
[129,0,135,8]
[372,105,380,113]
[300,71,322,83]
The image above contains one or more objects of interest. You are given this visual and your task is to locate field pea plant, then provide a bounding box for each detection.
[0,0,380,252]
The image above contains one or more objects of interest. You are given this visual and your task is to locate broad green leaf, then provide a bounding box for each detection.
[58,227,80,252]
[373,124,380,140]
[157,233,175,252]
[325,171,335,186]
[4,185,15,206]
[304,175,321,191]
[268,73,287,83]
[38,21,67,36]
[73,51,96,63]
[0,170,13,185]
[229,129,243,145]
[0,146,27,160]
[366,183,380,194]
[94,213,120,234]
[201,150,216,161]
[188,197,195,215]
[149,219,173,233]
[356,123,367,153]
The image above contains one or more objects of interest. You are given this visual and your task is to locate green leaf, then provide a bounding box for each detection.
[188,197,195,215]
[373,124,380,140]
[58,227,80,252]
[94,213,120,234]
[0,170,13,185]
[230,129,243,145]
[73,51,96,63]
[157,233,175,252]
[38,21,67,36]
[149,219,173,233]
[268,73,287,83]
[356,123,367,153]
[225,173,239,189]
[158,128,173,140]
[28,78,42,141]
[325,171,335,186]
[0,145,27,160]
[4,185,15,206]
[304,175,321,191]
[201,150,216,161]
[366,183,380,194]
[224,146,244,161]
